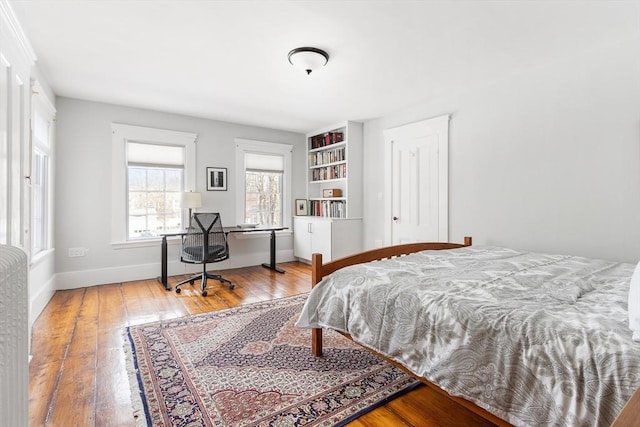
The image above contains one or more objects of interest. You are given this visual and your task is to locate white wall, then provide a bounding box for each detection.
[54,98,306,288]
[363,38,640,263]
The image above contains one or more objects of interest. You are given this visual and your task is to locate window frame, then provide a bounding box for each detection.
[111,123,197,246]
[235,139,293,229]
[30,82,55,259]
[31,148,48,252]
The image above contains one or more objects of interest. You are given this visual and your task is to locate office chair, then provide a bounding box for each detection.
[175,212,234,296]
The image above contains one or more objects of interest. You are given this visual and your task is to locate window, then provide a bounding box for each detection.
[111,124,196,244]
[127,142,184,239]
[235,139,293,227]
[245,153,283,226]
[31,149,48,252]
[31,85,55,256]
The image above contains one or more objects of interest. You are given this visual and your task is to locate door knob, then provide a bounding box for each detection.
[393,216,399,221]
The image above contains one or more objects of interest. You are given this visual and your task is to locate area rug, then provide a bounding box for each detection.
[125,293,420,426]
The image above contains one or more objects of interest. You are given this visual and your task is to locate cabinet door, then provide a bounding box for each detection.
[310,220,332,261]
[293,217,312,260]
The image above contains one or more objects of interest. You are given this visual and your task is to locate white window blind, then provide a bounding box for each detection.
[245,152,284,172]
[127,142,184,167]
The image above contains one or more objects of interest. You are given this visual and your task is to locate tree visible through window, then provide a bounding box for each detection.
[126,141,186,239]
[235,139,292,229]
[127,166,183,238]
[245,171,282,226]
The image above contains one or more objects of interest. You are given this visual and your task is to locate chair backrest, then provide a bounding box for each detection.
[181,213,229,263]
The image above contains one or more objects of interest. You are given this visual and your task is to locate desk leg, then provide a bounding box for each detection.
[262,230,285,273]
[158,236,172,290]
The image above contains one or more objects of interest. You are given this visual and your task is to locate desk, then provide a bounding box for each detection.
[226,226,288,274]
[158,226,288,290]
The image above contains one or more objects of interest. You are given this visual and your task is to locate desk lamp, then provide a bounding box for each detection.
[181,191,202,225]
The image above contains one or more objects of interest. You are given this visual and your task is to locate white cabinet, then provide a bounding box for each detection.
[293,217,362,263]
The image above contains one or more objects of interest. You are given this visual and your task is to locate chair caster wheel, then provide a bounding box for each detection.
[201,290,208,297]
[228,283,235,290]
[176,288,181,294]
[189,280,194,285]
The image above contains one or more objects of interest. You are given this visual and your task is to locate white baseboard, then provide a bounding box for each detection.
[30,276,56,326]
[54,249,295,290]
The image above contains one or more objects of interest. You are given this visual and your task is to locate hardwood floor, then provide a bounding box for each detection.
[29,261,495,426]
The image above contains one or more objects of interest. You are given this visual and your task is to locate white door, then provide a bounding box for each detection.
[384,115,449,245]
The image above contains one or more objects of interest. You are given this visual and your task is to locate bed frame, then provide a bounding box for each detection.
[308,236,511,426]
[310,236,474,357]
[308,236,638,427]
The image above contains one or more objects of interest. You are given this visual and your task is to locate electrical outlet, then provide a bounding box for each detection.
[68,247,87,257]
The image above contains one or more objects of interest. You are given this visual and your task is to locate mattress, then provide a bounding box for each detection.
[296,245,640,426]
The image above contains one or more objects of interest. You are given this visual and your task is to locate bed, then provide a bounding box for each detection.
[295,237,640,426]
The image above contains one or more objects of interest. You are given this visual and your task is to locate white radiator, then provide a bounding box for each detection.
[0,245,28,426]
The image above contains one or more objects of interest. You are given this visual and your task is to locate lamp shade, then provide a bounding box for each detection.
[288,47,329,75]
[181,192,202,209]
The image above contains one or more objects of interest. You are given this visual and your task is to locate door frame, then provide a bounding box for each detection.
[383,114,449,246]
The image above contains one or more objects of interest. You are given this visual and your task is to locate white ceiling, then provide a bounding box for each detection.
[11,0,640,134]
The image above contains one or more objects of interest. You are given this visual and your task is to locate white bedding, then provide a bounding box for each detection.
[296,245,640,426]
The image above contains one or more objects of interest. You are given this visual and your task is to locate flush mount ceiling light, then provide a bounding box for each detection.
[287,47,329,75]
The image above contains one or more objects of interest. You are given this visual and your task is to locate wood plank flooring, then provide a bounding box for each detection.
[29,261,495,426]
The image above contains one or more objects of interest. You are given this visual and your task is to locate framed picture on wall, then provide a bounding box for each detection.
[207,167,227,191]
[295,199,308,216]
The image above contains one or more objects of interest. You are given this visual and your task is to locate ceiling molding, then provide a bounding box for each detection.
[0,0,37,65]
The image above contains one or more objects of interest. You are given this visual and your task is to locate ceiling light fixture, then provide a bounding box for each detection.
[288,47,329,75]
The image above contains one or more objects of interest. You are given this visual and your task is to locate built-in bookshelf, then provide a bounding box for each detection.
[294,121,363,263]
[305,121,363,219]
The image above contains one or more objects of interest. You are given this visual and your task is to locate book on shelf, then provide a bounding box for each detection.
[308,146,346,166]
[311,164,347,181]
[309,131,344,149]
[310,200,346,218]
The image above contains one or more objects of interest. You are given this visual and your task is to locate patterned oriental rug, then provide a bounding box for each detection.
[125,293,420,426]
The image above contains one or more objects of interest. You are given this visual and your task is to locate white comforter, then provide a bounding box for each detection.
[296,246,640,426]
